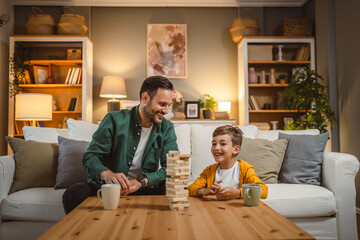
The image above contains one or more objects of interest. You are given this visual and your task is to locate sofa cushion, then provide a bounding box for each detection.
[255,129,320,141]
[67,118,99,141]
[23,126,69,143]
[1,187,66,222]
[278,132,329,185]
[235,125,258,139]
[190,125,218,183]
[174,124,191,172]
[237,137,288,184]
[55,136,89,189]
[5,137,58,194]
[262,184,336,218]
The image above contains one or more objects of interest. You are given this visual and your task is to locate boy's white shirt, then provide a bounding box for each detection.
[215,160,240,189]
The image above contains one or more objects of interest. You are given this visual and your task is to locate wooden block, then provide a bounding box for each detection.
[168,197,188,202]
[179,154,191,159]
[169,150,180,155]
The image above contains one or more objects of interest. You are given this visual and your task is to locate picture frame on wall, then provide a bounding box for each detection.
[146,24,187,79]
[33,65,48,84]
[120,100,140,110]
[283,116,294,128]
[185,101,200,119]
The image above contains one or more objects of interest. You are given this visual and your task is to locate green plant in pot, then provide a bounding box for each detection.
[9,45,32,97]
[198,94,217,119]
[284,68,335,133]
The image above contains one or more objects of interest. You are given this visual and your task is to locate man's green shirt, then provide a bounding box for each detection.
[82,106,178,188]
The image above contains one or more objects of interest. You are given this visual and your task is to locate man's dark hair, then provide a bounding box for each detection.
[139,76,174,100]
[213,125,244,147]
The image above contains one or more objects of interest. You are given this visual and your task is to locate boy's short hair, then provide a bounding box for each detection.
[213,125,243,147]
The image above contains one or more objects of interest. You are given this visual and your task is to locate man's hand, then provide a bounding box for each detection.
[121,179,142,196]
[215,187,240,200]
[100,170,132,194]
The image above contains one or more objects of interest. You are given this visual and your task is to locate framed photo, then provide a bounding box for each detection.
[283,117,294,128]
[146,24,187,79]
[33,65,48,84]
[185,101,200,119]
[120,100,140,110]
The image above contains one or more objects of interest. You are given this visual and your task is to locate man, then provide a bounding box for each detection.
[62,76,178,214]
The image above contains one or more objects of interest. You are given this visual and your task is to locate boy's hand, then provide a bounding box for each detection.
[209,180,223,192]
[197,188,215,196]
[215,187,241,200]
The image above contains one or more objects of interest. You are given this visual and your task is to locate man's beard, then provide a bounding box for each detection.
[142,103,164,124]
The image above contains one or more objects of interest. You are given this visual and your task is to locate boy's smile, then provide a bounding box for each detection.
[211,134,240,169]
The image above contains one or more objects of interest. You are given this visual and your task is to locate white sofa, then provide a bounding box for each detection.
[0,121,359,240]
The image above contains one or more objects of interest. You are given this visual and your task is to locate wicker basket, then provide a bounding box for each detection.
[229,9,260,43]
[279,18,313,36]
[57,7,88,35]
[25,7,55,35]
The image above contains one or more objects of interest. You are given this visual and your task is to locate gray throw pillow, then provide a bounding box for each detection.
[278,132,329,185]
[237,137,289,184]
[55,136,89,189]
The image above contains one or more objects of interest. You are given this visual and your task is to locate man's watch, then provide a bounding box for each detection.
[136,174,147,187]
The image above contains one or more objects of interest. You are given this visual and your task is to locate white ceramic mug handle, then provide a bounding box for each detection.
[97,189,102,200]
[245,188,251,199]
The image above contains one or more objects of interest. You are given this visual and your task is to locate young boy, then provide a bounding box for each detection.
[187,125,268,200]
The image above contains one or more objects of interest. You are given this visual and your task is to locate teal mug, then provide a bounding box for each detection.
[242,184,261,206]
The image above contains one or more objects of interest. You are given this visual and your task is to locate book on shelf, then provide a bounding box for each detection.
[64,68,72,84]
[248,99,255,110]
[249,95,260,110]
[295,46,310,61]
[73,95,82,112]
[67,97,77,111]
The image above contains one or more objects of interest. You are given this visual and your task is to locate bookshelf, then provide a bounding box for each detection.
[8,35,93,137]
[238,36,315,129]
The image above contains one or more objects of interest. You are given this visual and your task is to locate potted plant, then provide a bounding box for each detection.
[9,45,32,97]
[284,68,335,133]
[198,94,217,119]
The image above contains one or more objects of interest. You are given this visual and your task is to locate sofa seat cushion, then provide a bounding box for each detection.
[1,188,66,222]
[262,184,336,218]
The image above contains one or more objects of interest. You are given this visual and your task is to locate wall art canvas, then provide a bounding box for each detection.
[147,24,187,78]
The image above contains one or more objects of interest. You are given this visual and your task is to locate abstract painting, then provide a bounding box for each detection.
[147,24,187,78]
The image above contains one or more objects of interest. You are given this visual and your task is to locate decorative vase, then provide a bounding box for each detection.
[248,67,258,84]
[203,109,212,119]
[270,68,276,84]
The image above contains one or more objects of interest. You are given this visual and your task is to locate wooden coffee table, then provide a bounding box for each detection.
[39,196,314,240]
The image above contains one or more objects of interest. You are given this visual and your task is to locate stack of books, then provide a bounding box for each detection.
[249,95,260,110]
[64,67,83,84]
[67,96,81,111]
[295,46,310,61]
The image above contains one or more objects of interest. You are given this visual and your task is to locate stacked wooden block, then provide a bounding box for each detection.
[166,151,191,210]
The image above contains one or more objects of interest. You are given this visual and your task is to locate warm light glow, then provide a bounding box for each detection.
[100,76,127,98]
[15,93,52,121]
[218,101,231,113]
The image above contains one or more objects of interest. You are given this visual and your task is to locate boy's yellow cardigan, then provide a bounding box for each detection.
[187,159,268,199]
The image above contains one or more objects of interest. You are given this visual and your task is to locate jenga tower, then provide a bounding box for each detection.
[166,150,190,210]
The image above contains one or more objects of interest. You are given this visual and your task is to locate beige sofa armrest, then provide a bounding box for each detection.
[322,152,359,240]
[0,155,15,202]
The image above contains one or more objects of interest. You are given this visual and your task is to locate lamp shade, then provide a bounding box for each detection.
[15,93,53,121]
[218,101,231,113]
[100,76,127,98]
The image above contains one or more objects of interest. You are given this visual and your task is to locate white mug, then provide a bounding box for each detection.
[97,184,121,210]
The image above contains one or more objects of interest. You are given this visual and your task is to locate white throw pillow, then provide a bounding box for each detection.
[174,124,191,173]
[190,125,218,183]
[256,129,320,141]
[23,126,69,143]
[67,118,99,142]
[235,125,258,139]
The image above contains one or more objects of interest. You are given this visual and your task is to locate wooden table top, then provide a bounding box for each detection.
[39,196,314,240]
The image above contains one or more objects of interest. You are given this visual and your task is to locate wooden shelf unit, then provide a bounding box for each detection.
[8,35,93,137]
[238,36,315,130]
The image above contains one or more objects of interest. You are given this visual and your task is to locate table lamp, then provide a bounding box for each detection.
[15,93,53,126]
[100,76,127,112]
[217,101,231,119]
